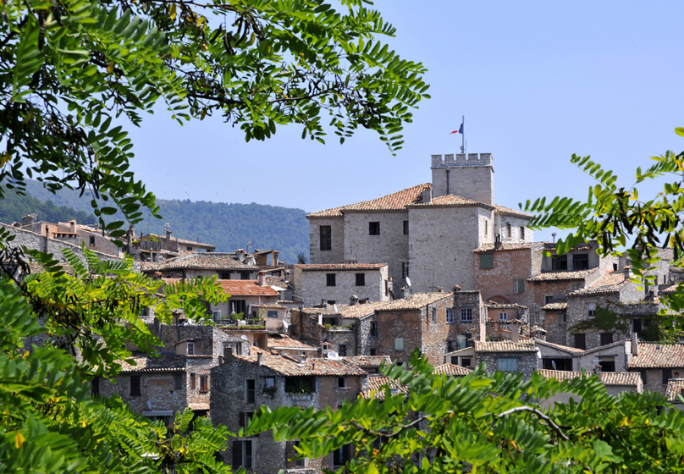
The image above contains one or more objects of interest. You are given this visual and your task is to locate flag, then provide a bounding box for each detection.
[450,123,464,135]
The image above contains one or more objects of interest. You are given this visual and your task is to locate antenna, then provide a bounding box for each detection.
[164,222,171,231]
[406,277,412,287]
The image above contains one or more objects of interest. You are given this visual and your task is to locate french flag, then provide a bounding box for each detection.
[450,123,464,135]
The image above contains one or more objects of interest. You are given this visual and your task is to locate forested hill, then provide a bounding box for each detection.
[14,181,310,263]
[0,187,97,226]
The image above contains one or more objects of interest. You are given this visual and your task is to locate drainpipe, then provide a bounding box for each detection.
[446,168,450,195]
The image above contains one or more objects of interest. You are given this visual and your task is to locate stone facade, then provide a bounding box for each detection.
[431,153,494,204]
[478,350,538,380]
[451,290,486,347]
[292,264,390,306]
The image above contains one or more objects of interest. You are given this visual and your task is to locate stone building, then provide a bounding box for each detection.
[143,253,260,279]
[18,216,122,257]
[565,270,644,350]
[291,263,391,306]
[536,338,634,373]
[210,351,368,473]
[445,339,539,379]
[291,292,456,365]
[307,153,534,293]
[140,230,216,253]
[537,369,642,408]
[629,343,684,395]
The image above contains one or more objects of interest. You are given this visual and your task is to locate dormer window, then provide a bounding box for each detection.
[187,342,195,355]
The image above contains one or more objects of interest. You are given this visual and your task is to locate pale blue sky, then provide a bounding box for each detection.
[125,1,684,243]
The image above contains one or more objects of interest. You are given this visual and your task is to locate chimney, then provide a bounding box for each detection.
[594,364,602,378]
[272,251,279,266]
[258,272,266,286]
[129,225,136,239]
[349,295,359,306]
[421,188,432,204]
[494,234,502,250]
[223,347,233,363]
[166,229,172,243]
[631,332,639,356]
[235,249,245,262]
[69,220,76,233]
[402,286,411,300]
[44,225,50,252]
[436,286,444,293]
[452,285,462,292]
[510,319,520,343]
[21,214,37,226]
[257,352,263,366]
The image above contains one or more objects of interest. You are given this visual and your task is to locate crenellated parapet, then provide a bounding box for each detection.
[431,153,493,168]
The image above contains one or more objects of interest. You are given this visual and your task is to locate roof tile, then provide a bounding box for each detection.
[528,268,597,282]
[629,343,684,369]
[235,353,368,376]
[569,271,630,296]
[307,184,431,218]
[474,341,538,353]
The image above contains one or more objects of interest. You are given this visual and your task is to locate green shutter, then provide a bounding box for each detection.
[480,253,494,269]
[517,278,524,293]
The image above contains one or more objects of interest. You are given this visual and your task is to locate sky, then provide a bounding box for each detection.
[124,1,684,243]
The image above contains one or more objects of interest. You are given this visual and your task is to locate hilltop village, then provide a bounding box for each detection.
[8,152,684,473]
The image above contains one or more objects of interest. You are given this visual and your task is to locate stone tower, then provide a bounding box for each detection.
[430,153,494,204]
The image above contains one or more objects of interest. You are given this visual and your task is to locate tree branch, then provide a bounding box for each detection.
[496,406,569,441]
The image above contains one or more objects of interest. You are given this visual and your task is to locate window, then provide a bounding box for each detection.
[484,220,488,236]
[402,262,410,278]
[639,370,647,385]
[173,374,183,390]
[633,319,642,333]
[285,376,316,393]
[600,333,613,346]
[431,307,437,322]
[263,310,277,319]
[499,312,508,321]
[338,345,347,357]
[240,271,250,280]
[186,342,195,355]
[239,412,254,429]
[613,263,618,271]
[446,309,454,324]
[587,303,597,318]
[199,375,209,392]
[326,273,336,287]
[245,379,255,403]
[327,300,336,305]
[234,344,242,356]
[545,295,553,305]
[574,334,586,350]
[513,279,524,293]
[91,376,100,396]
[542,358,571,371]
[320,225,332,251]
[190,373,196,390]
[552,255,568,270]
[264,377,275,388]
[89,236,95,246]
[573,254,589,270]
[369,222,380,235]
[663,369,673,385]
[187,246,193,251]
[506,223,512,238]
[446,341,455,352]
[370,321,377,337]
[337,377,346,388]
[130,375,141,396]
[385,280,389,296]
[519,226,525,241]
[231,299,246,314]
[287,441,307,468]
[599,360,616,372]
[497,358,518,372]
[461,358,471,367]
[355,273,365,286]
[403,220,409,235]
[460,308,472,322]
[334,444,352,467]
[479,253,493,269]
[394,338,404,350]
[232,440,253,469]
[369,348,377,356]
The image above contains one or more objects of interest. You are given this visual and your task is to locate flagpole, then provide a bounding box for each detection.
[461,115,465,154]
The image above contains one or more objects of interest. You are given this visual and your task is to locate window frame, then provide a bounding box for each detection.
[130,375,141,397]
[319,225,332,251]
[337,377,346,388]
[173,373,183,390]
[573,253,589,270]
[394,337,404,351]
[245,379,256,403]
[499,312,508,321]
[369,321,377,337]
[460,308,473,322]
[479,253,494,269]
[497,358,518,372]
[338,345,347,357]
[355,273,365,286]
[574,334,586,350]
[519,226,525,241]
[199,375,209,392]
[446,308,454,324]
[587,303,597,318]
[232,440,253,470]
[663,369,673,385]
[403,220,409,235]
[326,273,336,287]
[187,342,195,355]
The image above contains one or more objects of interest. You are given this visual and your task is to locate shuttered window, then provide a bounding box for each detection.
[497,358,518,373]
[480,254,493,269]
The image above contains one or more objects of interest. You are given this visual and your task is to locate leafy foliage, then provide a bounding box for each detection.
[1,0,428,240]
[251,350,684,473]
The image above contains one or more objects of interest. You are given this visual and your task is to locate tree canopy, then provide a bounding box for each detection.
[1,0,429,238]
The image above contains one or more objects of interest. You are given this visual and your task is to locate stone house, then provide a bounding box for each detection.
[629,343,684,395]
[537,369,642,408]
[565,270,644,350]
[210,351,368,473]
[144,253,260,280]
[536,338,633,373]
[292,263,391,306]
[210,279,280,321]
[445,339,539,379]
[307,153,534,294]
[140,230,216,253]
[267,334,321,359]
[666,379,684,409]
[451,290,486,349]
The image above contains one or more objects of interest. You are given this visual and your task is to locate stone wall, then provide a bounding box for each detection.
[494,214,532,244]
[475,247,537,307]
[452,290,485,344]
[100,370,188,415]
[408,206,481,292]
[544,310,568,345]
[293,265,389,306]
[309,217,345,265]
[478,351,537,380]
[430,153,494,204]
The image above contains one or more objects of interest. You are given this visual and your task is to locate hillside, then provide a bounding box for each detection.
[21,181,310,263]
[0,187,97,226]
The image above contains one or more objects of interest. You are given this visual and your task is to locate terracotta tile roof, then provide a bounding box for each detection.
[666,378,684,402]
[485,303,528,309]
[345,355,392,368]
[535,339,585,354]
[265,276,289,289]
[433,363,472,376]
[235,353,367,376]
[494,204,532,219]
[307,184,431,218]
[268,335,319,351]
[360,376,408,400]
[541,302,568,311]
[252,304,286,310]
[163,278,279,297]
[406,194,482,208]
[569,271,630,296]
[474,341,538,353]
[473,243,536,253]
[661,284,682,294]
[527,268,598,282]
[294,263,387,271]
[374,293,452,312]
[537,369,640,386]
[629,343,684,369]
[146,253,258,271]
[119,353,188,373]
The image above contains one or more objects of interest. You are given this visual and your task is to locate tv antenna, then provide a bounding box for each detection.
[164,222,171,231]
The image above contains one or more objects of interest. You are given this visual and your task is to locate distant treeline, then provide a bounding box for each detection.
[0,187,97,227]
